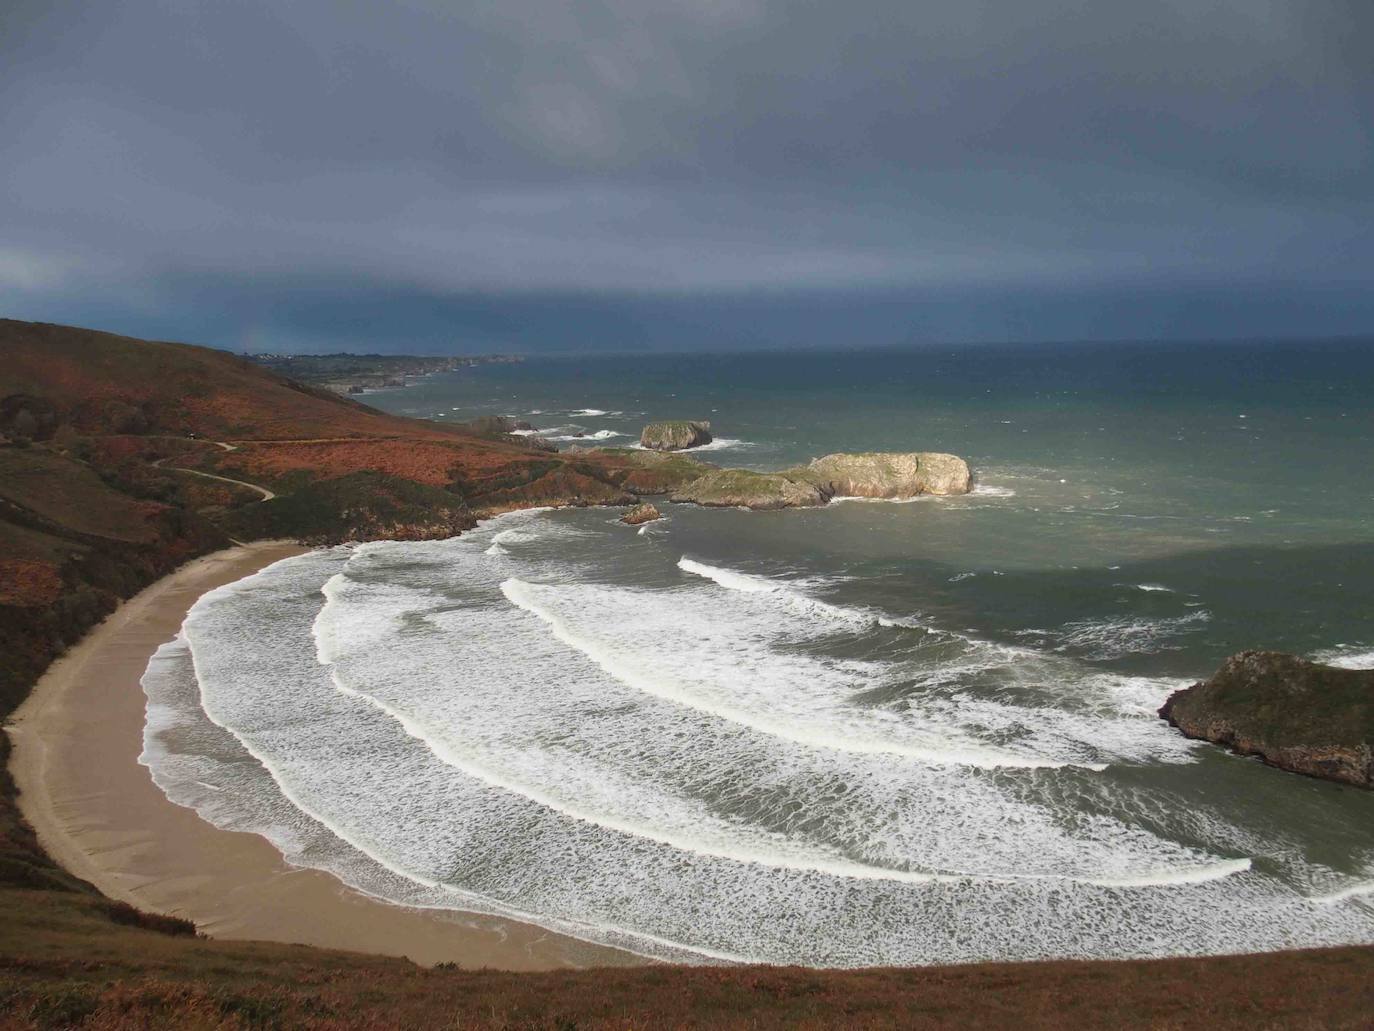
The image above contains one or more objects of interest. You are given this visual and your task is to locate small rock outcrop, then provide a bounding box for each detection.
[1160,651,1374,788]
[803,452,972,498]
[620,502,662,525]
[641,420,713,451]
[670,469,828,510]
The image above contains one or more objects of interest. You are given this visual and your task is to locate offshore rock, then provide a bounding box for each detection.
[620,502,662,525]
[803,452,972,498]
[670,469,828,511]
[1160,650,1374,788]
[640,420,713,451]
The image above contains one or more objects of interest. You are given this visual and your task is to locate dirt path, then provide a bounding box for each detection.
[163,463,275,501]
[152,441,273,500]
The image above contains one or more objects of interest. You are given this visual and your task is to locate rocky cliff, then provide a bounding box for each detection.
[1160,651,1374,788]
[668,451,973,510]
[803,452,972,498]
[640,420,713,451]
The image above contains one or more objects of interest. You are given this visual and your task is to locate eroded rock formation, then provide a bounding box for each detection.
[803,452,972,498]
[1160,650,1374,788]
[640,420,713,451]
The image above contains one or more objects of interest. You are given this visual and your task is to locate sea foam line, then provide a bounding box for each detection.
[326,662,1247,889]
[504,576,1074,771]
[183,581,733,965]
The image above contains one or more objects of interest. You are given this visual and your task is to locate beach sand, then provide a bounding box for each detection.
[7,541,640,970]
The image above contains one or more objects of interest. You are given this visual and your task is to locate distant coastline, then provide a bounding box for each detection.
[245,352,523,396]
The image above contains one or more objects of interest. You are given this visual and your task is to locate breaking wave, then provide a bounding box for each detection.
[138,510,1374,967]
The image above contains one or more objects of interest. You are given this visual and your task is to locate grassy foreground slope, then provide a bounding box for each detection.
[2,319,1373,1028]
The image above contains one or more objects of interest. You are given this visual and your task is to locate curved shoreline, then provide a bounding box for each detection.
[6,540,640,970]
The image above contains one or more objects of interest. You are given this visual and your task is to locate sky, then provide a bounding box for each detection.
[2,0,1372,353]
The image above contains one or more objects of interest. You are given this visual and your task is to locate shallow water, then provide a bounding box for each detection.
[142,342,1374,965]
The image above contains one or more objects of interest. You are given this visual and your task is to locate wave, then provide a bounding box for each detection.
[548,429,626,442]
[143,514,1374,966]
[677,557,908,631]
[1312,645,1374,670]
[971,484,1017,497]
[504,575,1074,770]
[630,438,754,452]
[307,550,1243,889]
[1041,611,1211,660]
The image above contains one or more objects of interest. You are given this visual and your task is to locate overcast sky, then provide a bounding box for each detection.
[2,1,1371,352]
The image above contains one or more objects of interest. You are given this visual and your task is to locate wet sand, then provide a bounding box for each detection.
[7,541,640,970]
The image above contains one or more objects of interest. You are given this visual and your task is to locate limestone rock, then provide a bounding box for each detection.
[640,420,713,451]
[1160,650,1374,788]
[803,452,971,498]
[620,502,662,525]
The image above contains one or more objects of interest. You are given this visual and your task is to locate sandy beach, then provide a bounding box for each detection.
[7,541,639,970]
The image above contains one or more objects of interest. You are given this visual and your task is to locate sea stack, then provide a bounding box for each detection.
[640,420,713,451]
[1160,651,1374,788]
[804,452,972,498]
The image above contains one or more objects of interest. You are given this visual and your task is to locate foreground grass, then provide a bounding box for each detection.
[2,884,1373,1029]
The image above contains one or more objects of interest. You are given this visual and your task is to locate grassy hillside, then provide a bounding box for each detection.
[2,319,1373,1028]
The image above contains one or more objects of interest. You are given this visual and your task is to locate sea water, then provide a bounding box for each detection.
[141,341,1374,965]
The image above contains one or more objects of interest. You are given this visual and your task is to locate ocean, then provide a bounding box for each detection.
[141,341,1374,966]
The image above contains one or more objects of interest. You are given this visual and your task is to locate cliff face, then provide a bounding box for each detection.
[640,420,713,451]
[802,452,972,498]
[1160,651,1374,788]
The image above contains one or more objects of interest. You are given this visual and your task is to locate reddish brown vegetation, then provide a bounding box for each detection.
[0,561,62,607]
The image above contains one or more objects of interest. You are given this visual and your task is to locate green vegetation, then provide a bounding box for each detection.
[1162,651,1374,787]
[670,468,827,509]
[220,472,476,544]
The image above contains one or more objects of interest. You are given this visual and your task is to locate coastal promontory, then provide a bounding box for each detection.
[669,469,830,510]
[1160,651,1374,788]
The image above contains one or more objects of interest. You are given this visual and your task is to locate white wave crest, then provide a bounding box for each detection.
[1311,646,1374,670]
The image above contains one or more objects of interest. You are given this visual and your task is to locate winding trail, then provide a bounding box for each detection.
[164,465,276,501]
[152,440,275,501]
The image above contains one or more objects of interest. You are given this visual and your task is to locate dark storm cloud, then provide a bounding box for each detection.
[1,1,1371,350]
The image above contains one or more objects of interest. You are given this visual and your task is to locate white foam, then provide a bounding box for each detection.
[1048,611,1211,660]
[972,484,1018,497]
[503,577,1069,771]
[1312,646,1374,670]
[631,438,754,452]
[137,516,1374,967]
[548,429,625,442]
[1314,879,1374,904]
